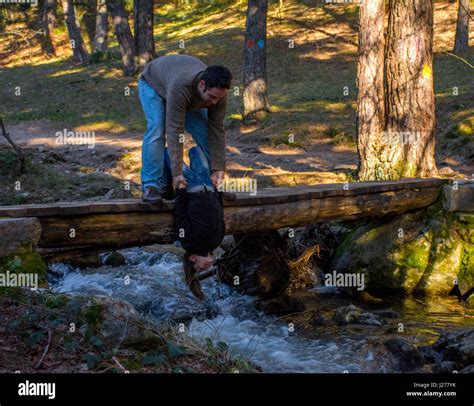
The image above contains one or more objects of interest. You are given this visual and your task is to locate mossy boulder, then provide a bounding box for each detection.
[0,251,48,288]
[68,295,163,350]
[331,210,473,296]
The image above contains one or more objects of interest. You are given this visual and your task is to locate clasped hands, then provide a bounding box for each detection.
[173,170,224,190]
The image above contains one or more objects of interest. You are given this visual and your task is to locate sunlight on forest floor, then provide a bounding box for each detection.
[0,1,472,203]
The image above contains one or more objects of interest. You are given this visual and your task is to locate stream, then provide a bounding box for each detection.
[47,246,473,373]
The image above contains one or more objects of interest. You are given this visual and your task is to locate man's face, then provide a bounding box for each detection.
[190,253,214,272]
[198,80,227,107]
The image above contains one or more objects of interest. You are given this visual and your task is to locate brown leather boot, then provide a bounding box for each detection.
[142,186,163,204]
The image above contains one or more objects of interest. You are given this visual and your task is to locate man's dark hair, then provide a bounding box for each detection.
[201,65,233,90]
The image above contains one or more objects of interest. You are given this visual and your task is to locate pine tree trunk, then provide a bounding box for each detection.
[383,0,437,179]
[356,0,386,180]
[107,0,136,75]
[94,0,108,53]
[41,0,56,55]
[133,0,156,68]
[243,0,270,121]
[83,0,97,50]
[62,0,89,64]
[454,0,470,53]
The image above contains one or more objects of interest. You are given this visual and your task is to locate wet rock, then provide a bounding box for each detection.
[418,345,443,364]
[433,360,460,373]
[104,251,126,267]
[310,313,329,327]
[169,301,220,324]
[465,293,474,309]
[333,304,382,326]
[385,338,425,372]
[330,211,473,295]
[219,235,235,252]
[255,295,306,317]
[431,329,474,368]
[71,295,163,350]
[460,364,474,373]
[146,253,163,266]
[66,253,101,268]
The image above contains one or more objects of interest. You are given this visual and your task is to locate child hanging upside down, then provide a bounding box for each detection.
[173,145,226,300]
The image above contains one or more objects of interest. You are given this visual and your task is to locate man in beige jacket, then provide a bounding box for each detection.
[138,53,233,203]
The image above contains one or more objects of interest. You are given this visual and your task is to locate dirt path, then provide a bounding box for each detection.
[0,117,471,205]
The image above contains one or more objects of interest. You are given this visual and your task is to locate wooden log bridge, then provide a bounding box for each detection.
[0,178,450,261]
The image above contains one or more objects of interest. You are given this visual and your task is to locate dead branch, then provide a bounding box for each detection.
[0,117,26,173]
[35,330,53,369]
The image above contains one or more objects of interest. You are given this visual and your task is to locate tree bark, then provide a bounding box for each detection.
[384,0,437,179]
[454,0,470,53]
[356,0,386,181]
[107,0,136,75]
[62,0,89,64]
[41,0,56,55]
[94,0,108,53]
[83,0,98,50]
[243,0,270,121]
[133,0,156,68]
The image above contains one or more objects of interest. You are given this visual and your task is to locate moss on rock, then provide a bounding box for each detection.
[330,207,473,297]
[0,252,48,288]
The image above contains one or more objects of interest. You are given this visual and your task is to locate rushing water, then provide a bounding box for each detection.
[47,247,473,373]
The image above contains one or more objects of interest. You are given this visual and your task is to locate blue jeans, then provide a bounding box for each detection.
[138,79,213,191]
[183,146,215,192]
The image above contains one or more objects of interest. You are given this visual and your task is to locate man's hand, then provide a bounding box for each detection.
[211,170,225,190]
[173,175,187,189]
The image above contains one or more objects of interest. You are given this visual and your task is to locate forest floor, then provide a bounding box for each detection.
[0,288,259,373]
[0,2,473,204]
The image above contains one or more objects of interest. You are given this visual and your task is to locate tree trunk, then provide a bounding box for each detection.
[41,0,57,55]
[107,0,136,75]
[62,0,89,64]
[84,0,98,51]
[133,0,156,68]
[356,0,386,181]
[94,0,108,53]
[383,0,437,179]
[243,0,270,121]
[454,0,470,53]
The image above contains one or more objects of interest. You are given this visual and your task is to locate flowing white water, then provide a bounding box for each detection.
[48,247,385,372]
